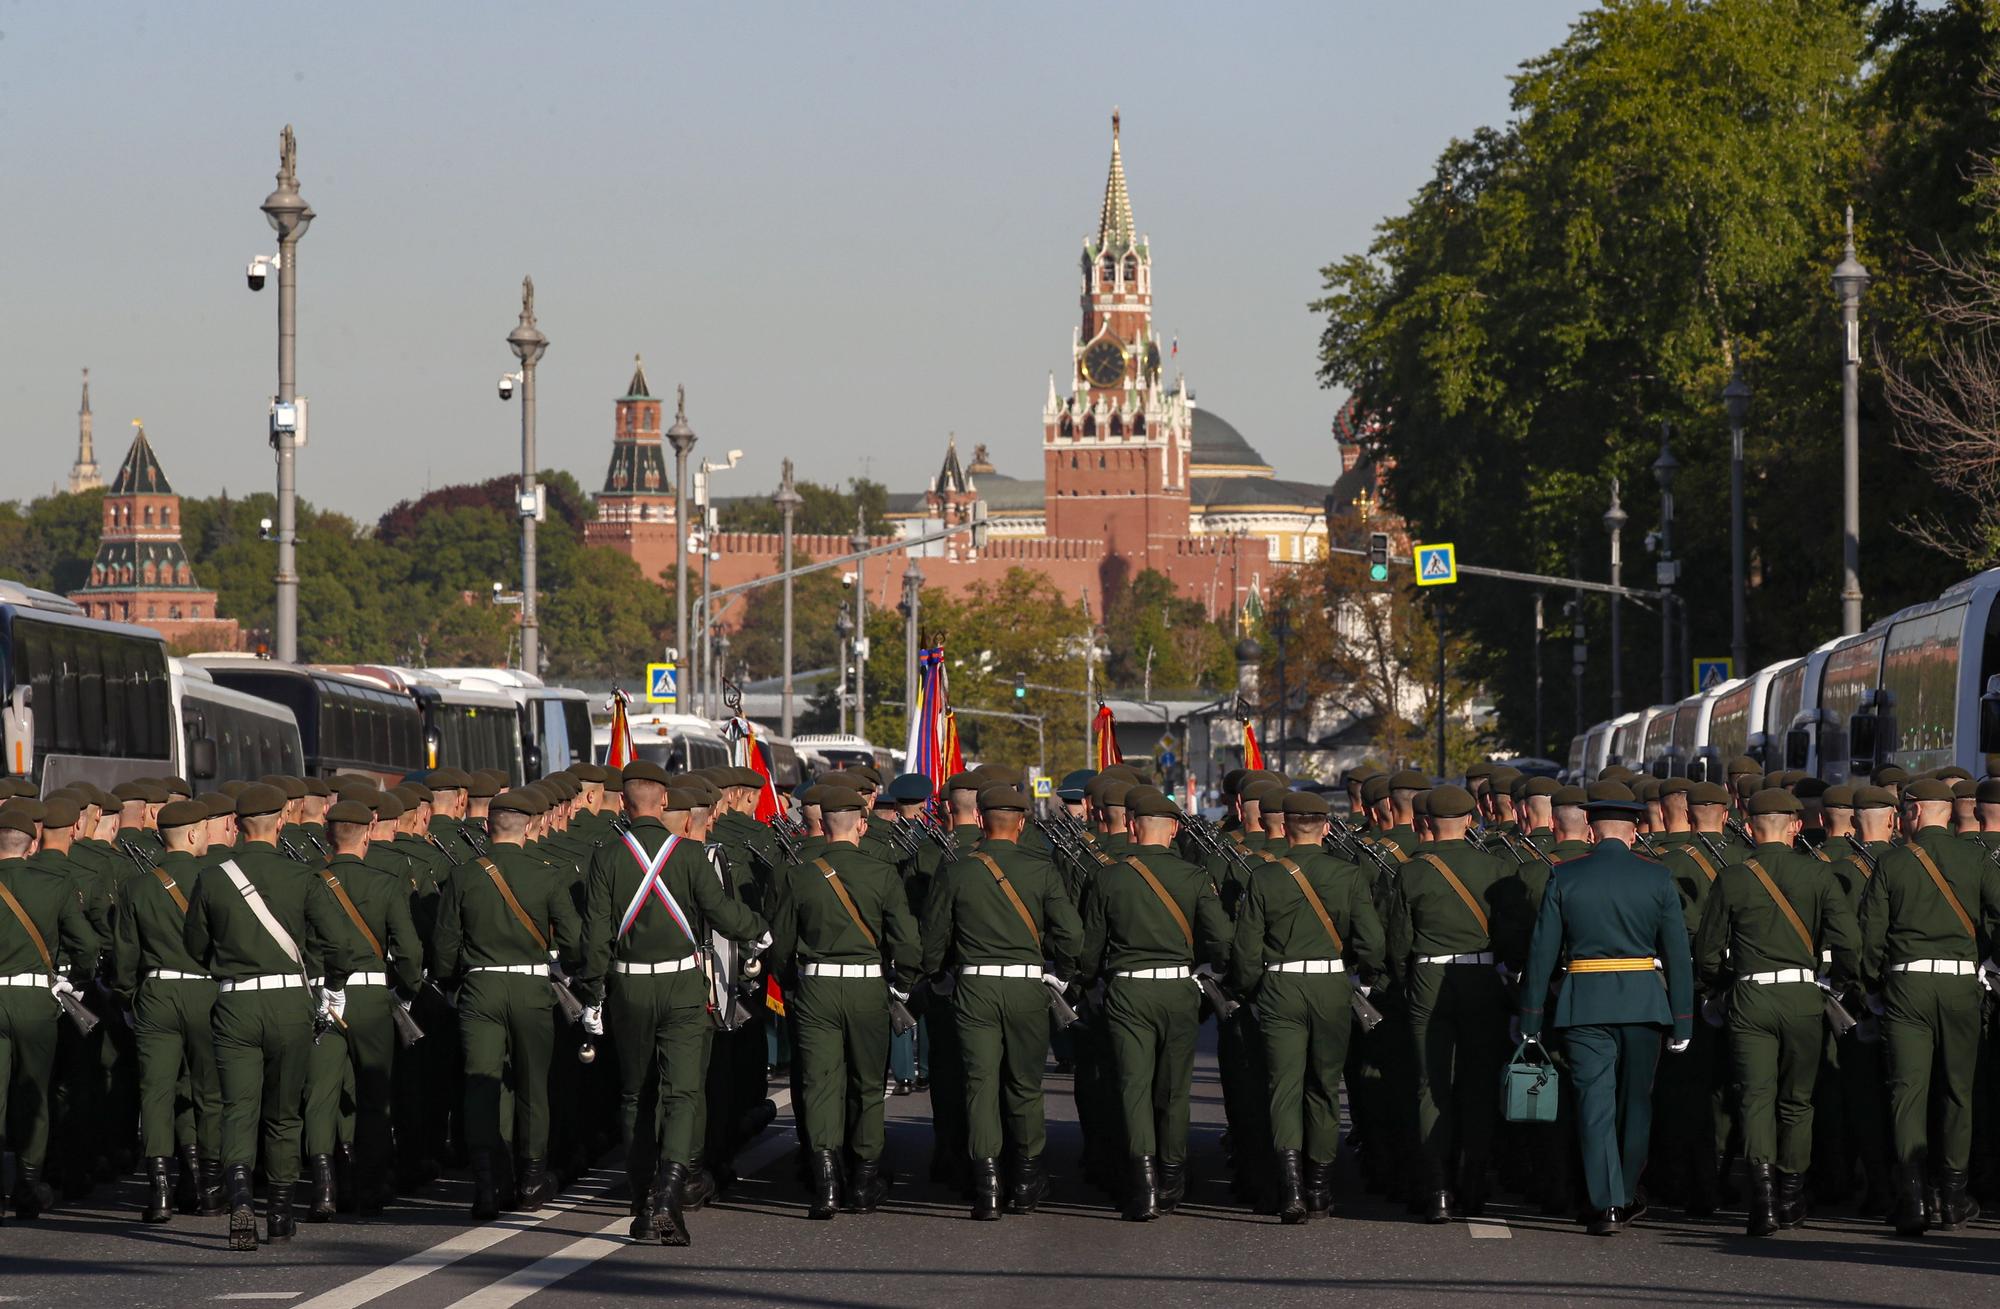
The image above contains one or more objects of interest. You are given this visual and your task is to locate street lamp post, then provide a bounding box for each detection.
[1603,479,1628,717]
[1269,605,1292,773]
[504,278,548,679]
[851,513,868,743]
[1653,425,1681,703]
[666,388,698,677]
[1568,590,1588,741]
[1832,206,1871,636]
[1724,364,1753,676]
[696,448,744,717]
[774,461,803,736]
[258,126,312,663]
[834,608,853,736]
[901,562,924,730]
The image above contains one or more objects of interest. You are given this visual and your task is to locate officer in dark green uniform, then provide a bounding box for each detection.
[1386,783,1522,1220]
[921,783,1083,1218]
[112,797,224,1223]
[1079,787,1230,1220]
[579,762,767,1247]
[182,782,346,1250]
[1694,788,1859,1235]
[1857,776,2000,1235]
[1229,790,1383,1222]
[1519,783,1694,1237]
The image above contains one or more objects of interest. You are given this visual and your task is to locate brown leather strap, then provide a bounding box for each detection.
[151,867,190,915]
[1418,852,1489,935]
[973,853,1041,949]
[0,880,53,974]
[1384,842,1410,864]
[1683,846,1720,884]
[1847,854,1873,882]
[1742,858,1814,959]
[1909,845,1976,940]
[318,869,383,960]
[812,857,877,949]
[1123,855,1193,948]
[478,857,547,951]
[1275,856,1343,953]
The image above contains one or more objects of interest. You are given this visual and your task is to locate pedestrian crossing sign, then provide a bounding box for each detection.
[1414,543,1457,587]
[1693,658,1733,692]
[646,662,679,705]
[1033,777,1053,799]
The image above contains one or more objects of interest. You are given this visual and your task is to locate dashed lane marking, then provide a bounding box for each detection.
[1467,1218,1512,1238]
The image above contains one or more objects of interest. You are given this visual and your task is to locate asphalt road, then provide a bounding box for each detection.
[4,1033,1997,1309]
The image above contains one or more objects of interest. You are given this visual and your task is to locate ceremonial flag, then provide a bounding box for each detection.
[727,716,782,822]
[605,689,635,768]
[1093,702,1123,770]
[904,645,954,797]
[1242,720,1264,771]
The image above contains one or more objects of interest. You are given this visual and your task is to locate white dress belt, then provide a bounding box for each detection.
[1738,968,1814,986]
[960,964,1041,978]
[1117,966,1192,980]
[800,962,881,979]
[0,971,45,987]
[218,974,303,993]
[346,971,389,987]
[146,968,208,982]
[1268,958,1346,974]
[470,963,547,976]
[1419,951,1495,966]
[1891,959,1976,976]
[613,957,699,975]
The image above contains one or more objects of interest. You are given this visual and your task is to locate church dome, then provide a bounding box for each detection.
[1190,408,1272,476]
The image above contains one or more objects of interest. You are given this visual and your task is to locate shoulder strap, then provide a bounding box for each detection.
[318,869,384,960]
[478,857,548,952]
[812,856,878,949]
[1742,858,1815,958]
[1384,842,1410,864]
[0,880,53,974]
[1683,845,1720,884]
[1417,852,1490,935]
[1275,856,1344,953]
[972,852,1041,949]
[220,858,303,969]
[1908,844,1977,940]
[1123,855,1194,948]
[151,867,190,915]
[1847,854,1873,882]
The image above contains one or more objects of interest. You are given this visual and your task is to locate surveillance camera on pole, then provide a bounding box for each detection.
[246,253,279,292]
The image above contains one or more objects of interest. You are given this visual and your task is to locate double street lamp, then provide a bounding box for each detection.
[1832,206,1871,635]
[1602,480,1627,717]
[1652,426,1682,702]
[252,126,312,663]
[502,278,548,678]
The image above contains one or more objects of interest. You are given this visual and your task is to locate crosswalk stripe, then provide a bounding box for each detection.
[1466,1218,1511,1239]
[289,1201,578,1309]
[437,1219,632,1309]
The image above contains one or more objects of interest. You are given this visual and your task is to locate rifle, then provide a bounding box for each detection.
[302,828,331,860]
[1473,829,1527,866]
[1506,830,1557,869]
[1634,831,1664,860]
[914,811,961,862]
[766,817,804,865]
[279,838,309,864]
[115,836,154,878]
[1852,841,1882,877]
[1350,985,1386,1033]
[1694,830,1731,865]
[889,987,919,1037]
[1817,978,1859,1036]
[1170,803,1257,880]
[547,962,587,1026]
[458,822,489,857]
[885,817,927,860]
[1195,968,1240,1020]
[1724,815,1753,848]
[390,999,426,1048]
[424,832,471,868]
[1323,825,1401,883]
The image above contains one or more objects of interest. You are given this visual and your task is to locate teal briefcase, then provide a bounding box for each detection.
[1501,1040,1560,1124]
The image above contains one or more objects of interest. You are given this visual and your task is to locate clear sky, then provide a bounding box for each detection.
[2,1,1593,519]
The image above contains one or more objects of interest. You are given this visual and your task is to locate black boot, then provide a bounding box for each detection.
[142,1157,173,1224]
[199,1157,226,1216]
[334,1142,356,1213]
[1276,1149,1307,1225]
[469,1152,500,1222]
[1157,1160,1187,1214]
[225,1164,257,1251]
[174,1144,202,1215]
[847,1155,891,1213]
[12,1164,50,1219]
[627,1171,656,1242]
[1423,1189,1454,1224]
[518,1158,556,1211]
[265,1182,296,1243]
[682,1162,716,1212]
[1776,1170,1806,1230]
[808,1149,841,1220]
[1305,1159,1334,1218]
[1008,1154,1048,1215]
[307,1154,337,1222]
[1745,1162,1779,1238]
[1940,1168,1981,1229]
[1891,1163,1928,1237]
[1123,1156,1159,1222]
[654,1161,691,1247]
[971,1156,1002,1220]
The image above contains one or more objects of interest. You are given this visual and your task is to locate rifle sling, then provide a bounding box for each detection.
[478,857,548,952]
[318,869,383,960]
[812,856,878,949]
[1123,856,1193,949]
[151,867,190,915]
[1683,845,1721,885]
[1909,844,1977,940]
[1417,852,1489,936]
[1742,858,1815,961]
[973,853,1041,949]
[0,880,54,976]
[1275,856,1344,954]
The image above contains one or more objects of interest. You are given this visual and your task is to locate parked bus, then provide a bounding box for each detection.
[792,733,894,773]
[1,580,174,791]
[425,667,592,780]
[322,666,524,786]
[594,712,732,773]
[187,655,425,784]
[170,658,303,793]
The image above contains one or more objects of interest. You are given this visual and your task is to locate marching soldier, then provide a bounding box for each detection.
[1651,779,1734,1213]
[1548,786,1592,861]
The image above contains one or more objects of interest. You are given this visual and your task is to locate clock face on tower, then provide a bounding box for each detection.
[1084,337,1126,388]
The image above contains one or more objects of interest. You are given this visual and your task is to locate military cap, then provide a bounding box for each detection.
[1903,777,1953,804]
[944,771,985,794]
[1508,773,1535,800]
[1725,756,1761,778]
[161,776,193,797]
[234,783,288,818]
[1221,768,1250,795]
[1657,777,1693,797]
[1872,765,1910,786]
[111,781,147,803]
[1280,791,1332,818]
[1360,774,1392,806]
[1633,778,1661,803]
[1598,765,1638,783]
[1522,776,1561,799]
[0,798,46,826]
[488,791,542,817]
[301,775,331,797]
[1127,788,1180,821]
[1056,769,1096,801]
[260,774,308,801]
[1342,765,1385,787]
[1687,780,1732,807]
[217,779,250,799]
[1933,765,1973,783]
[1410,790,1432,818]
[817,769,867,790]
[846,765,884,788]
[0,806,37,838]
[202,791,238,818]
[602,766,624,793]
[335,783,378,806]
[324,799,375,826]
[1953,778,1978,801]
[0,778,36,799]
[1387,769,1431,792]
[1583,781,1645,819]
[1977,778,2000,805]
[138,781,172,804]
[1853,785,1897,809]
[663,786,710,812]
[1552,785,1588,808]
[806,784,865,813]
[1822,783,1856,809]
[1099,780,1133,809]
[153,798,204,829]
[1421,784,1474,819]
[39,795,80,830]
[399,780,434,804]
[886,773,933,804]
[976,784,1030,813]
[1243,778,1288,808]
[1463,760,1496,782]
[389,784,421,807]
[1792,776,1829,800]
[1100,764,1144,785]
[620,760,671,787]
[1585,780,1637,804]
[1746,788,1802,816]
[1488,765,1522,790]
[466,772,502,799]
[724,766,762,790]
[373,793,405,822]
[570,762,609,785]
[425,767,473,791]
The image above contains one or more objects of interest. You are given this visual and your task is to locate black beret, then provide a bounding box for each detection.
[886,773,932,803]
[1745,788,1802,817]
[1977,779,2000,805]
[1552,785,1588,807]
[1822,783,1856,809]
[809,785,866,814]
[1688,781,1732,807]
[1903,778,1954,804]
[488,792,542,817]
[1056,769,1096,800]
[39,795,80,829]
[1127,788,1180,820]
[976,785,1029,813]
[1388,770,1431,792]
[621,760,671,787]
[235,783,287,818]
[1282,791,1331,818]
[325,800,375,826]
[1427,784,1477,819]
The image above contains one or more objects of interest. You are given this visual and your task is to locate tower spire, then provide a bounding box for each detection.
[1098,108,1134,251]
[69,366,102,493]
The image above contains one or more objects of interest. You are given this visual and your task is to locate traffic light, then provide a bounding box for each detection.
[1013,672,1027,699]
[1368,532,1390,582]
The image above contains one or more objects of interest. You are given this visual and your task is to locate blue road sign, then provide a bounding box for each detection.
[1414,542,1458,587]
[646,661,679,705]
[1693,658,1734,692]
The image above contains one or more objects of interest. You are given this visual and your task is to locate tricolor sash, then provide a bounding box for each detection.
[617,832,694,942]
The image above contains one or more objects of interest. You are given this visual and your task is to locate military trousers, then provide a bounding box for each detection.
[925,990,968,1175]
[211,987,312,1184]
[1881,971,1980,1172]
[0,986,59,1171]
[1104,974,1199,1164]
[134,976,221,1159]
[459,972,555,1162]
[1405,962,1507,1192]
[792,974,891,1161]
[606,969,710,1175]
[1725,982,1820,1173]
[951,974,1050,1161]
[1561,1022,1662,1213]
[305,986,397,1166]
[1254,970,1354,1162]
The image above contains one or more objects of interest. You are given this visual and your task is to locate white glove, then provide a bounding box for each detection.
[50,977,80,1000]
[326,988,347,1022]
[1981,959,2000,994]
[1194,962,1219,979]
[1667,1037,1691,1054]
[314,987,333,1020]
[1041,971,1067,993]
[397,997,414,1014]
[752,932,773,955]
[889,987,910,1004]
[1357,984,1373,998]
[582,1005,605,1036]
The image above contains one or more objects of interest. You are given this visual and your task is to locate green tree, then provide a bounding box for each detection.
[716,478,893,535]
[724,559,850,682]
[1103,568,1233,695]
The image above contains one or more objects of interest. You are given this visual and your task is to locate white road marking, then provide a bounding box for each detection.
[213,1296,305,1302]
[437,1219,632,1309]
[289,1202,578,1309]
[1466,1218,1511,1239]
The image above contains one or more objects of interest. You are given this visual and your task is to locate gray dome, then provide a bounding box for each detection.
[1191,408,1271,474]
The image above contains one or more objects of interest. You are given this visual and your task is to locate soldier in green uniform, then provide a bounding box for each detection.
[31,791,119,1203]
[1386,783,1522,1220]
[182,783,347,1250]
[1229,791,1383,1222]
[882,773,942,1096]
[1078,787,1230,1220]
[1857,776,2000,1235]
[1694,788,1860,1235]
[921,783,1083,1218]
[578,762,768,1246]
[1548,786,1592,862]
[431,789,581,1219]
[770,783,918,1218]
[1519,784,1695,1237]
[112,798,224,1223]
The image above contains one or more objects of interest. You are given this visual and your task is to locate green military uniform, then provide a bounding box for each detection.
[1694,795,1859,1234]
[1228,793,1383,1223]
[1856,785,2000,1234]
[1520,794,1694,1233]
[1650,814,1736,1213]
[921,795,1084,1218]
[1078,791,1230,1221]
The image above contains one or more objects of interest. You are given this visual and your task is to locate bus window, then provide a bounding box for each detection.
[1880,605,1963,773]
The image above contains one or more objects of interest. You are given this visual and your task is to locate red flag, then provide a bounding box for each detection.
[605,690,635,768]
[942,710,966,778]
[738,719,781,822]
[764,972,786,1017]
[1093,703,1123,771]
[1242,720,1264,771]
